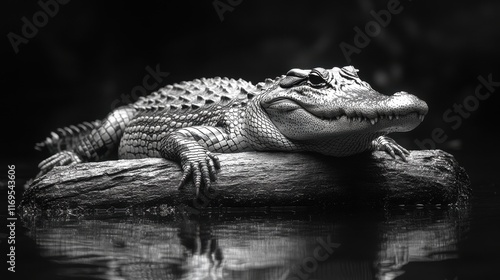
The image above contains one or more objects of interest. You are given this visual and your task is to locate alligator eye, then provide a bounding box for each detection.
[308,71,326,87]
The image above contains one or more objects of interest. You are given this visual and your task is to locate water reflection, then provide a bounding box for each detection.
[22,208,469,280]
[376,209,469,280]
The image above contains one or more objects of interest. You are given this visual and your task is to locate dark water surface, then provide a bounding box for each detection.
[6,182,499,280]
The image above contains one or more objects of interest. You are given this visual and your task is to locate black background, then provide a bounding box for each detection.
[2,0,499,184]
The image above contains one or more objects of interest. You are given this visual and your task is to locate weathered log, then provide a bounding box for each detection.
[20,150,471,214]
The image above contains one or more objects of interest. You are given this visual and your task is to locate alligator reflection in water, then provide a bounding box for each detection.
[23,208,469,280]
[375,209,469,280]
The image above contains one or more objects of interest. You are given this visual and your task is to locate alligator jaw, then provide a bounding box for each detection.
[315,111,426,125]
[314,112,426,133]
[297,90,428,121]
[262,91,428,141]
[264,91,428,126]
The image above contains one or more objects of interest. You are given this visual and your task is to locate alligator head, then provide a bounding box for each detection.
[257,66,428,156]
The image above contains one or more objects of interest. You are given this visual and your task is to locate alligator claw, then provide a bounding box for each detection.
[178,149,220,196]
[37,150,82,176]
[371,136,410,161]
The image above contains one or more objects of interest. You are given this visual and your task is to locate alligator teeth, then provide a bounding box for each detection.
[419,114,425,121]
[370,119,376,125]
[395,115,400,119]
[388,115,393,120]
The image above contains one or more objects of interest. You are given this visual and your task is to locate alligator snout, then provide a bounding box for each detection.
[388,91,428,117]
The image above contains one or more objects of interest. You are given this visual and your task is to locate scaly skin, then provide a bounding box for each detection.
[37,66,428,195]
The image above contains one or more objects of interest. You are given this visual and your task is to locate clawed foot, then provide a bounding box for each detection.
[37,150,82,176]
[178,147,220,196]
[371,136,410,161]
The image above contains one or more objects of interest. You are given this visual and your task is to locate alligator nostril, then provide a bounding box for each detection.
[393,91,408,96]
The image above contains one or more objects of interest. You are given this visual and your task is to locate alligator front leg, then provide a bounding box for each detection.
[160,126,245,196]
[371,135,410,161]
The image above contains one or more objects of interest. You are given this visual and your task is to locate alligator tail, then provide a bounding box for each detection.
[35,120,102,155]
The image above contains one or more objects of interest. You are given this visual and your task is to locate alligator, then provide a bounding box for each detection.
[36,66,428,195]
